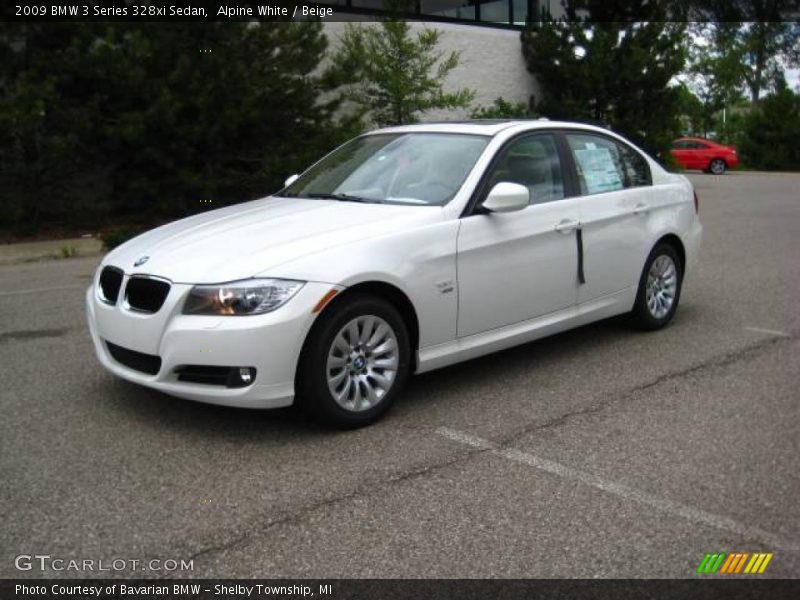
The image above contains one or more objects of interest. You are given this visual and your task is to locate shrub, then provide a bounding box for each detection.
[328,21,474,126]
[0,23,354,235]
[739,84,800,171]
[470,98,534,120]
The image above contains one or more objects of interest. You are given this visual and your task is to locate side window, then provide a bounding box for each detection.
[618,143,652,187]
[566,134,626,195]
[486,134,565,204]
[567,133,651,193]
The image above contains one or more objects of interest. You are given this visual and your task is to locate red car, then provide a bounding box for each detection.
[670,137,739,174]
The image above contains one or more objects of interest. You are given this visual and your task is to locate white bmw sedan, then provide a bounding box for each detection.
[87,121,701,427]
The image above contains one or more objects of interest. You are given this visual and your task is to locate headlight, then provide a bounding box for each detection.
[183,279,305,316]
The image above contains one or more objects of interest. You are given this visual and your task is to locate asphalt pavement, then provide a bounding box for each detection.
[1,172,798,579]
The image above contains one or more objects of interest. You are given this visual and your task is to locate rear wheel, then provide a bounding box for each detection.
[630,243,683,330]
[296,294,411,428]
[708,158,726,174]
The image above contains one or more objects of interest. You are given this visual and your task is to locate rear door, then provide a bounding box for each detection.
[695,141,715,170]
[562,131,652,305]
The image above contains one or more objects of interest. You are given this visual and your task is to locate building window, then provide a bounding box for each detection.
[422,1,476,21]
[351,0,389,9]
[478,1,511,24]
[323,1,542,28]
[512,0,528,25]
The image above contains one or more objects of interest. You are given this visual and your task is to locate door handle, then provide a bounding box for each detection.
[633,203,650,215]
[554,219,581,233]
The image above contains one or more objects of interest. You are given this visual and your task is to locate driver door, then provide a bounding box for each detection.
[457,133,581,337]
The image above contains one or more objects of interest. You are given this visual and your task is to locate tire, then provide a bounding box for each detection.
[295,293,411,428]
[708,158,726,174]
[630,243,683,331]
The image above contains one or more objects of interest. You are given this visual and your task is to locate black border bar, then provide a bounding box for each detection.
[3,579,800,600]
[3,1,799,24]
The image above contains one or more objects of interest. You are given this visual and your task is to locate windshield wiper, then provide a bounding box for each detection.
[306,193,382,204]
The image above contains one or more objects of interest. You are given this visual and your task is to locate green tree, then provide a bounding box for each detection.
[691,1,800,104]
[471,98,535,119]
[688,23,746,106]
[328,21,475,127]
[673,84,707,136]
[739,80,800,170]
[520,1,687,155]
[684,22,748,136]
[714,110,749,149]
[0,24,112,233]
[0,22,355,235]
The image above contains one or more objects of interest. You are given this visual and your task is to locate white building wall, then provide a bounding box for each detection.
[323,21,539,121]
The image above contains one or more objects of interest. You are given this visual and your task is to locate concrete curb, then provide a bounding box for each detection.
[0,237,105,266]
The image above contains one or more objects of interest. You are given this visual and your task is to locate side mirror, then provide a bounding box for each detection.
[482,182,529,213]
[284,174,299,188]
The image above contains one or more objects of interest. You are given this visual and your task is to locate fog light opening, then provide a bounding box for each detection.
[226,366,256,388]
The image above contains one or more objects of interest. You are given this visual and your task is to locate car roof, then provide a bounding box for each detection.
[676,136,717,144]
[368,119,615,137]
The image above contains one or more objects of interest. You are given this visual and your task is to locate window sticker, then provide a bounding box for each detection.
[574,147,623,194]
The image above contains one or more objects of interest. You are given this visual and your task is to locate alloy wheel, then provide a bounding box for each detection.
[710,159,725,174]
[325,315,399,412]
[645,255,678,319]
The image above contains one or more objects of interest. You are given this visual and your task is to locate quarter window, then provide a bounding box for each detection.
[485,134,565,204]
[619,143,652,187]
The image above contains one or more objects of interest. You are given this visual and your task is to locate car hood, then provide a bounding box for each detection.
[105,196,443,283]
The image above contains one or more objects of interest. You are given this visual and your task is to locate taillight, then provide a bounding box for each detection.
[693,190,699,214]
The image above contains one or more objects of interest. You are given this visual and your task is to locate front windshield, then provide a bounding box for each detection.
[280,133,490,206]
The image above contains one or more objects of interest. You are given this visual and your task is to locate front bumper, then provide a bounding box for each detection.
[86,272,337,408]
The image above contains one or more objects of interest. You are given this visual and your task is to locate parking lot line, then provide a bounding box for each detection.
[744,326,791,338]
[0,284,85,297]
[436,427,800,553]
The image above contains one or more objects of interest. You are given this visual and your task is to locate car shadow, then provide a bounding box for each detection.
[401,302,702,413]
[106,314,640,436]
[402,315,630,407]
[106,301,705,441]
[106,379,328,442]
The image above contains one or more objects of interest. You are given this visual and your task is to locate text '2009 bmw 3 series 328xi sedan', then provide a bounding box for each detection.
[87,120,701,427]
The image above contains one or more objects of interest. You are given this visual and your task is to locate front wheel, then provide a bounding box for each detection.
[630,243,683,330]
[708,158,727,174]
[295,294,411,428]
